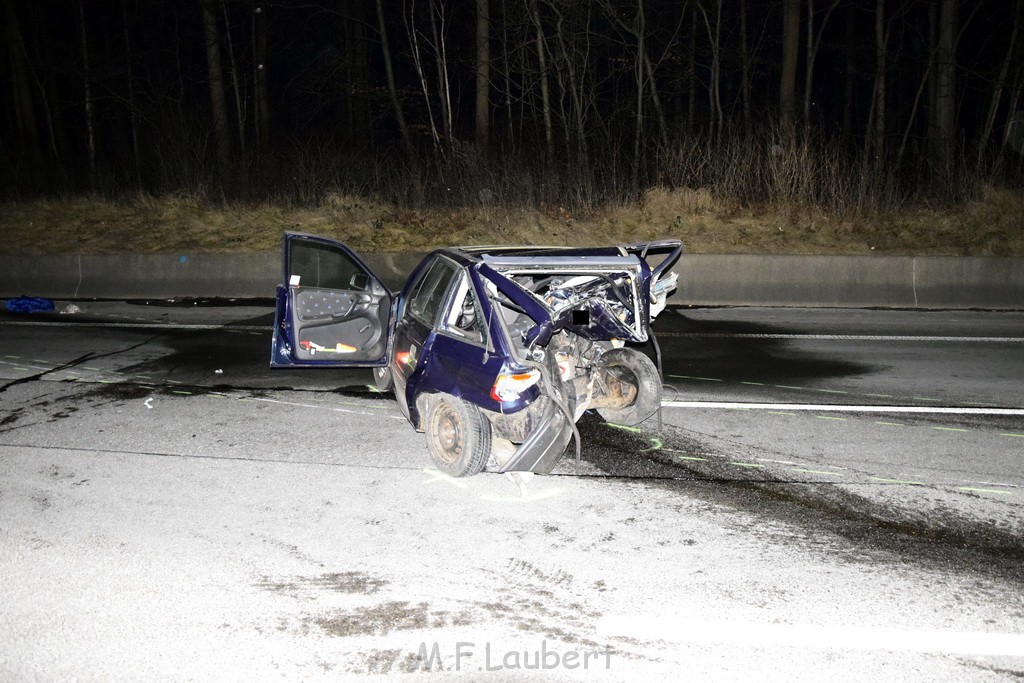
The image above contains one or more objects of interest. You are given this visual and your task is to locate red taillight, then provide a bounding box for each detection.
[490,370,541,403]
[396,351,413,366]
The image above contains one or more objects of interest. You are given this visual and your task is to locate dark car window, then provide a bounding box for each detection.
[408,258,457,326]
[289,239,368,291]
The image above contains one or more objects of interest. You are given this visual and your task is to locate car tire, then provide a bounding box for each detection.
[596,347,661,426]
[372,364,394,393]
[424,393,491,477]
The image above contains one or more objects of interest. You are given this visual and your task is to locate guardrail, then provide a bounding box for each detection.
[2,252,1022,309]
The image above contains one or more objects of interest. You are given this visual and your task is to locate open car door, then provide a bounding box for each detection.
[270,233,392,368]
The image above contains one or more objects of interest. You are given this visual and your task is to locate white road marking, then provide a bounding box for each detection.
[0,320,268,331]
[662,401,1024,416]
[248,396,405,419]
[658,331,1024,343]
[599,616,1024,656]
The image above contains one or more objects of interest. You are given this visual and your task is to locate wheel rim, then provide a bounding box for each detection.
[432,403,463,465]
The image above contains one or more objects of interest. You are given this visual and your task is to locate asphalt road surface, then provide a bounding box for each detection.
[2,300,1023,680]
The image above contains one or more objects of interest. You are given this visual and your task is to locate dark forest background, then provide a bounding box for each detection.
[3,0,1023,213]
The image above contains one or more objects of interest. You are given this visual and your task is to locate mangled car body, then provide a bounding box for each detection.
[271,233,682,476]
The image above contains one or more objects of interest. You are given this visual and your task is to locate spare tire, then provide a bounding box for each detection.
[596,347,661,426]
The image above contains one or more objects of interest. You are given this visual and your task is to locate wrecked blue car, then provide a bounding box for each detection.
[271,233,682,477]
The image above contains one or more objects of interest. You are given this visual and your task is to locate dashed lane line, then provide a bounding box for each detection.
[659,329,1024,343]
[668,375,1007,407]
[870,477,927,485]
[599,616,1024,656]
[956,487,1014,495]
[661,401,1024,416]
[0,320,269,331]
[791,468,843,476]
[668,374,722,382]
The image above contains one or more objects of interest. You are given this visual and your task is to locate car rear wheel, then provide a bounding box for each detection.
[372,364,394,392]
[596,347,661,426]
[425,394,491,477]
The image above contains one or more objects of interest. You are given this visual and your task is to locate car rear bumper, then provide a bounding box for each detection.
[495,396,574,474]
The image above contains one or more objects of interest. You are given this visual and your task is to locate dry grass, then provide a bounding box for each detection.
[1,186,1021,256]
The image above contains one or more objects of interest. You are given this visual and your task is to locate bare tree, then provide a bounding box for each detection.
[221,2,246,155]
[79,0,97,181]
[529,0,554,156]
[427,1,454,143]
[932,0,955,166]
[870,0,887,165]
[739,0,751,130]
[476,0,490,155]
[3,0,40,159]
[376,0,416,159]
[978,0,1022,164]
[404,0,442,150]
[802,0,840,138]
[254,4,270,147]
[549,0,592,166]
[201,0,231,172]
[123,0,141,183]
[696,0,723,143]
[780,0,800,135]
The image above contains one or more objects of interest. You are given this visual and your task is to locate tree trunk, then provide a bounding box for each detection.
[633,3,644,175]
[376,0,415,160]
[803,0,839,140]
[530,0,554,157]
[222,1,245,155]
[932,0,956,166]
[201,0,231,172]
[254,4,270,147]
[499,3,516,147]
[687,6,696,133]
[697,0,723,143]
[872,0,886,164]
[740,0,751,132]
[79,0,97,182]
[803,0,813,134]
[3,0,40,159]
[123,0,141,183]
[842,4,855,142]
[475,0,490,155]
[977,0,1021,165]
[428,1,454,144]
[641,18,669,147]
[552,9,583,164]
[405,0,442,150]
[780,0,800,136]
[499,6,515,145]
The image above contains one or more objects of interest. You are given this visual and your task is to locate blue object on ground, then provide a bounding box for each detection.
[5,296,56,313]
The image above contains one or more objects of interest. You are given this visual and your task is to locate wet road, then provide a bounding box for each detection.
[2,301,1024,679]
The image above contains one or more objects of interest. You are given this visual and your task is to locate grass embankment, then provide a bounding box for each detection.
[1,186,1022,256]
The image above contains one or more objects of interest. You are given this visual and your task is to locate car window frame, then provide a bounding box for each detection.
[437,270,489,348]
[406,256,459,328]
[287,237,372,292]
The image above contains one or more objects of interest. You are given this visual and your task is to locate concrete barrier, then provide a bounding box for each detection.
[1,252,1022,309]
